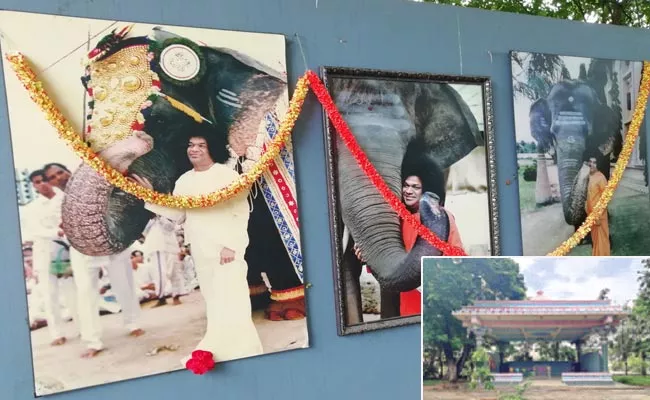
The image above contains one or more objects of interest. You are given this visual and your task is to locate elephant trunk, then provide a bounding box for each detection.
[338,137,445,293]
[553,111,589,226]
[62,150,176,256]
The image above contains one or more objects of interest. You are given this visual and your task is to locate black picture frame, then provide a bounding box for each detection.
[320,66,500,335]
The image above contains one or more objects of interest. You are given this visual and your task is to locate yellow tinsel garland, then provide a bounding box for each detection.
[548,61,650,256]
[5,52,650,255]
[5,52,309,209]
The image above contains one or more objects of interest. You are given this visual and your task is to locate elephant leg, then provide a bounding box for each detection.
[341,241,363,326]
[244,186,304,321]
[380,289,400,319]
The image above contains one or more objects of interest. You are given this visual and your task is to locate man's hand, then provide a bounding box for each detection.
[353,243,366,263]
[220,247,235,265]
[129,174,154,191]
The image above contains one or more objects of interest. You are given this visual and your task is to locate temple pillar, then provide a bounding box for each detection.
[496,342,506,373]
[575,340,582,372]
[600,332,609,373]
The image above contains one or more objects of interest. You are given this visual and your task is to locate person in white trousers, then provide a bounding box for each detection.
[70,249,145,358]
[25,169,78,346]
[142,215,184,306]
[131,135,263,365]
[44,162,145,358]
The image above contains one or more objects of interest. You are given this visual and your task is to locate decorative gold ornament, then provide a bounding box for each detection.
[5,52,309,209]
[85,44,155,152]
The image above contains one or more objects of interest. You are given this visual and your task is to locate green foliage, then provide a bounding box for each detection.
[498,380,532,400]
[469,348,495,390]
[517,140,538,154]
[522,164,537,182]
[423,258,527,381]
[614,375,650,386]
[424,0,650,27]
[536,342,577,362]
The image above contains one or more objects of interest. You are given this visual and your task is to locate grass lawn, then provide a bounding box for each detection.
[518,169,538,212]
[614,375,650,386]
[423,380,443,386]
[570,191,650,256]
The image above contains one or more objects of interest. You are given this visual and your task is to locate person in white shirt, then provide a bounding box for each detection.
[45,163,145,358]
[130,250,157,302]
[131,135,263,364]
[25,169,78,346]
[141,215,184,306]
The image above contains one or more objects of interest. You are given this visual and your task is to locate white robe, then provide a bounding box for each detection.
[145,163,263,363]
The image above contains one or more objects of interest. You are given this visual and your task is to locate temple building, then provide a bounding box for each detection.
[452,290,629,385]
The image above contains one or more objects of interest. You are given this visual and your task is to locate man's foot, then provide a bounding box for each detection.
[129,328,145,337]
[152,298,167,308]
[81,348,103,358]
[172,296,182,306]
[50,337,66,346]
[30,320,47,331]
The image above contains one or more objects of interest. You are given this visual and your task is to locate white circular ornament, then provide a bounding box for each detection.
[159,44,201,82]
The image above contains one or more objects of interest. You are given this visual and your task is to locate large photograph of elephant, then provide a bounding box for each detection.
[321,67,500,335]
[511,51,650,256]
[0,11,308,396]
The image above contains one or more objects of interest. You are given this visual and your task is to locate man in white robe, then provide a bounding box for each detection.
[131,135,263,364]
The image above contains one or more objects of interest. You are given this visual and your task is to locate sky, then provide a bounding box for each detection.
[514,256,644,306]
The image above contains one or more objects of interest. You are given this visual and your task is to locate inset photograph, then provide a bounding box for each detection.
[422,256,650,400]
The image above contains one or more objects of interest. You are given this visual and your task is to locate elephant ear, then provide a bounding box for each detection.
[529,98,554,152]
[410,83,482,170]
[201,47,287,158]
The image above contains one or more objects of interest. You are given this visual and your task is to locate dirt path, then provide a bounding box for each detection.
[32,290,308,396]
[423,383,650,400]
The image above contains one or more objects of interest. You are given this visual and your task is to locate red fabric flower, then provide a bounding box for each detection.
[185,350,215,375]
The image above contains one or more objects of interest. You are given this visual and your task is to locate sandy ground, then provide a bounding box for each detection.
[31,290,308,396]
[423,379,650,400]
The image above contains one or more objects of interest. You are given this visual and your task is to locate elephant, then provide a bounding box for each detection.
[327,76,484,324]
[61,26,305,316]
[529,76,620,229]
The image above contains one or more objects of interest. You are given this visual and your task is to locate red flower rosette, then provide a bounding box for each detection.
[185,350,216,375]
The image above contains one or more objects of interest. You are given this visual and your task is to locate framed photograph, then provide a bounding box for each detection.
[1,10,308,396]
[511,51,650,256]
[320,66,499,335]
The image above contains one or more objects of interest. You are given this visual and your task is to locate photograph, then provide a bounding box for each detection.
[422,256,650,400]
[0,10,308,396]
[511,51,650,256]
[321,66,499,335]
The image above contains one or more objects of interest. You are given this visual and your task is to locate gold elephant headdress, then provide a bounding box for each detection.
[81,25,210,153]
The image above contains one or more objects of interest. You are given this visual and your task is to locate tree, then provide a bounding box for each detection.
[611,307,638,376]
[633,258,650,375]
[422,258,526,382]
[424,0,650,27]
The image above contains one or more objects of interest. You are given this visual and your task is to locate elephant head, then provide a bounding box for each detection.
[529,78,619,226]
[62,27,286,256]
[331,77,482,292]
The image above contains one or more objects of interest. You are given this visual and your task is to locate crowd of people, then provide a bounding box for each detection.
[22,162,200,358]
